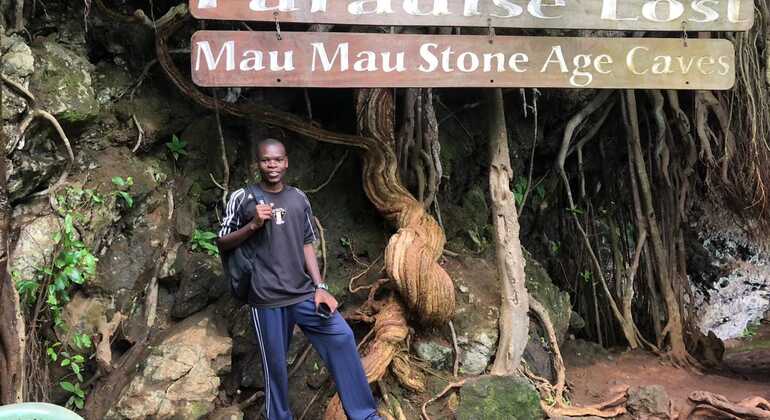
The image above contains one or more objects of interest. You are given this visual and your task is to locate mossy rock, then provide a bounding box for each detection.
[29,38,99,123]
[524,249,572,343]
[456,376,544,420]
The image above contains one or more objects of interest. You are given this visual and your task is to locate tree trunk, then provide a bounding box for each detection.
[486,89,529,375]
[0,151,24,403]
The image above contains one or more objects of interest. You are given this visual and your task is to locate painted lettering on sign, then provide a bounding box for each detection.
[190,31,735,90]
[190,0,753,31]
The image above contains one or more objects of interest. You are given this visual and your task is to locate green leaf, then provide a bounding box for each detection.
[111,176,126,187]
[60,381,75,393]
[47,347,58,362]
[74,384,85,399]
[72,355,85,363]
[64,214,74,236]
[61,359,71,367]
[117,191,133,208]
[75,397,84,409]
[64,266,83,284]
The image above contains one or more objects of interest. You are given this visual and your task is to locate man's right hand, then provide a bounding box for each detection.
[250,203,272,230]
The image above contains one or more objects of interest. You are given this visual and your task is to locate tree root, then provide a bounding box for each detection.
[1,73,75,164]
[689,391,770,419]
[421,379,466,420]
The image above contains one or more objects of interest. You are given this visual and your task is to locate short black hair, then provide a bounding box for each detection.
[257,138,285,158]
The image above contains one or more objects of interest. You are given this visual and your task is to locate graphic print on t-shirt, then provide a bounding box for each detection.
[272,207,287,225]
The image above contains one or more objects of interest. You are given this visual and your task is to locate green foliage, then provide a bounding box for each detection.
[191,229,219,256]
[111,176,134,208]
[579,270,593,284]
[567,206,585,216]
[513,177,546,209]
[513,177,528,208]
[166,134,188,161]
[60,381,86,410]
[467,225,491,254]
[16,202,101,411]
[742,322,760,338]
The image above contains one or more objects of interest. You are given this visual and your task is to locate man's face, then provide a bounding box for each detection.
[258,143,288,185]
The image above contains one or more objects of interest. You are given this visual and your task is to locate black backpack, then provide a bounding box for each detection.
[220,184,266,302]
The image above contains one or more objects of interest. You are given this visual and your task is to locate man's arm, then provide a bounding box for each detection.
[216,221,260,252]
[304,243,338,312]
[303,244,323,286]
[217,202,273,253]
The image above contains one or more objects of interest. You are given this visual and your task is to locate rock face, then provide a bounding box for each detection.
[108,310,233,420]
[9,199,61,280]
[524,250,572,343]
[451,251,572,376]
[413,337,453,370]
[691,205,770,339]
[456,376,544,420]
[171,248,228,319]
[458,328,498,375]
[29,37,99,123]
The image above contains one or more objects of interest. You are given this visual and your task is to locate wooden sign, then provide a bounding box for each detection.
[191,31,735,90]
[190,0,753,32]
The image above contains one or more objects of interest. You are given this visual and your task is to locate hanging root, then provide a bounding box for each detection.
[421,379,467,420]
[528,296,629,418]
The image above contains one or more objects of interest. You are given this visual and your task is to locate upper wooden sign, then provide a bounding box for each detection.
[191,31,735,90]
[190,0,753,31]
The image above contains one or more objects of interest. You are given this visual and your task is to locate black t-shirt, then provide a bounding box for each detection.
[219,185,317,308]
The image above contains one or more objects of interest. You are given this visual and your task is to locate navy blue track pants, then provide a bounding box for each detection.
[250,298,381,420]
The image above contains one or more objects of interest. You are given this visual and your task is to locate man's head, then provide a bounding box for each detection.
[257,138,288,187]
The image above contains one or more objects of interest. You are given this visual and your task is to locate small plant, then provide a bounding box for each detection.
[111,176,134,208]
[513,177,528,208]
[567,206,585,216]
[16,206,99,411]
[741,322,760,338]
[549,241,561,256]
[579,270,593,284]
[467,225,490,254]
[166,134,188,161]
[191,229,219,256]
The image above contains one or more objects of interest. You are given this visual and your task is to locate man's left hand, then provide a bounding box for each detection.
[315,288,338,313]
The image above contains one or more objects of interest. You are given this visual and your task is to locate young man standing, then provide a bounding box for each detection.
[217,139,381,420]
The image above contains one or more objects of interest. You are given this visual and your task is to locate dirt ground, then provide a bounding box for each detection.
[565,322,770,418]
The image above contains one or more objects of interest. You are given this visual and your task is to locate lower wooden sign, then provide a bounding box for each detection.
[191,31,735,90]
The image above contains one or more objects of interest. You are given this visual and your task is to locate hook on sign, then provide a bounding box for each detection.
[274,11,282,41]
[488,18,495,44]
[680,20,688,47]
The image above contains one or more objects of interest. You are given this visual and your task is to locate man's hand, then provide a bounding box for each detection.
[315,288,338,313]
[251,203,272,229]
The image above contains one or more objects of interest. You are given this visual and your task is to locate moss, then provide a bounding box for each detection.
[456,376,544,420]
[184,400,213,419]
[524,249,572,341]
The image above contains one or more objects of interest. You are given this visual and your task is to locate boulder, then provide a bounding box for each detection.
[107,310,232,420]
[8,142,66,203]
[9,199,61,280]
[171,248,227,319]
[413,337,453,370]
[29,37,99,123]
[456,376,544,420]
[626,385,671,420]
[458,328,497,375]
[91,227,158,310]
[1,34,34,122]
